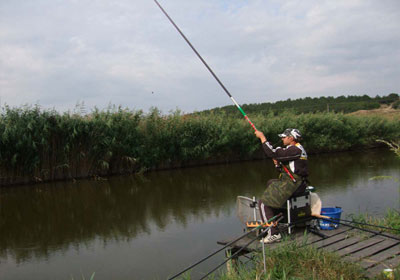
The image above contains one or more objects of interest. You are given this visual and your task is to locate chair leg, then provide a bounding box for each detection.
[287,200,292,234]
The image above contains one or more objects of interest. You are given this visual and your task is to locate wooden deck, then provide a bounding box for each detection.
[217,225,400,277]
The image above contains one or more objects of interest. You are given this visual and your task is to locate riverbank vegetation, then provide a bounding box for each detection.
[0,99,399,185]
[378,140,400,158]
[195,93,399,116]
[218,240,366,280]
[204,210,400,280]
[199,237,400,279]
[350,209,400,236]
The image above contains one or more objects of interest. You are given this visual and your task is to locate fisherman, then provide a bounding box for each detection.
[255,128,308,243]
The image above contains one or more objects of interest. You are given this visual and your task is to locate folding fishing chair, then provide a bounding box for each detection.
[237,186,316,237]
[281,186,314,234]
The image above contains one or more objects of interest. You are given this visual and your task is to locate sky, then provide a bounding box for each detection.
[0,0,399,114]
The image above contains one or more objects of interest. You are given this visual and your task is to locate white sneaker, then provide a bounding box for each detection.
[260,233,281,243]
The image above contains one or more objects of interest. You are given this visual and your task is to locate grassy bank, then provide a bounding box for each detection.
[350,209,400,237]
[200,209,400,280]
[199,236,400,280]
[0,105,399,185]
[219,240,366,280]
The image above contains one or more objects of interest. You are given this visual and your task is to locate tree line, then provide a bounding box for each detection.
[194,93,399,117]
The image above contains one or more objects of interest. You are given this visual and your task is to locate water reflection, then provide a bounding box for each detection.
[310,148,399,187]
[0,160,276,264]
[0,148,399,279]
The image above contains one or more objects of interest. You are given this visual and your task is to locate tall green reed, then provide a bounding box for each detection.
[0,106,399,185]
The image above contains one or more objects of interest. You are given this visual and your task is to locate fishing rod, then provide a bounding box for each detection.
[319,217,400,242]
[168,213,282,280]
[153,0,256,131]
[199,215,284,280]
[154,0,297,183]
[323,217,400,232]
[329,217,400,233]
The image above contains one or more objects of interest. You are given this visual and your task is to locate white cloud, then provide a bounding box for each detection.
[0,0,399,112]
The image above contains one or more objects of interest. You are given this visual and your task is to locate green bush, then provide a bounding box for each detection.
[0,106,399,184]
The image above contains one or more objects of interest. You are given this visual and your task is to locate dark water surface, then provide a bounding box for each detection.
[0,148,399,280]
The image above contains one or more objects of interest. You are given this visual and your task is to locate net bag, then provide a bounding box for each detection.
[236,196,261,225]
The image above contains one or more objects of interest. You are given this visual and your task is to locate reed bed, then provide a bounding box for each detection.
[0,105,399,185]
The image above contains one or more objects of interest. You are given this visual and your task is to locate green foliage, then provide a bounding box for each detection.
[369,140,400,185]
[377,93,400,105]
[199,239,365,280]
[376,140,400,158]
[0,105,399,184]
[195,93,398,117]
[257,240,365,280]
[349,209,400,236]
[70,272,95,280]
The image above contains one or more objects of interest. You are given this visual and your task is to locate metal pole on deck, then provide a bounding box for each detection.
[262,240,267,276]
[253,196,257,221]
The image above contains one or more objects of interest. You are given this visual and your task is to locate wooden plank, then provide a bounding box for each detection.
[217,236,258,252]
[267,226,354,251]
[233,236,259,251]
[218,225,352,246]
[315,225,353,237]
[217,239,232,246]
[336,236,385,257]
[323,236,361,252]
[259,232,303,250]
[376,231,400,240]
[312,231,352,249]
[381,254,400,268]
[290,225,353,246]
[367,255,400,277]
[292,231,324,245]
[323,232,375,252]
[359,245,400,268]
[345,239,399,262]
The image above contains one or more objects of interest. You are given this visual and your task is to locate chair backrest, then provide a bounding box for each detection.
[290,192,310,209]
[289,193,312,223]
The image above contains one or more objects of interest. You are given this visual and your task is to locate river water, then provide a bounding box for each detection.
[0,148,399,280]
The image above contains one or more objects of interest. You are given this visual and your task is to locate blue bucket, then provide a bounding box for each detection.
[319,207,342,230]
